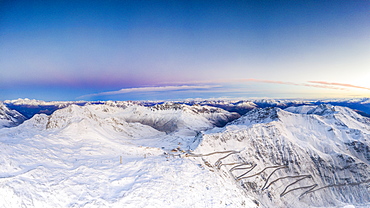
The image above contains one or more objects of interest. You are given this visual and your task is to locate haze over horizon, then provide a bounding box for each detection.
[1,0,369,101]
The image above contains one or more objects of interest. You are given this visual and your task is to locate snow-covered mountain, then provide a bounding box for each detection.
[0,100,369,207]
[196,104,370,207]
[0,102,26,127]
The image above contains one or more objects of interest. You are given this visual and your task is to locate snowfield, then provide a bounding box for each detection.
[0,100,369,207]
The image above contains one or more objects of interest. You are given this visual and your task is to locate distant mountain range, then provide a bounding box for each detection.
[3,97,370,120]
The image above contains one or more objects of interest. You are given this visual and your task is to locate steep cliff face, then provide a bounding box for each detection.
[195,105,370,207]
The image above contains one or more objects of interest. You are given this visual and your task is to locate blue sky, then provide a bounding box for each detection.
[1,0,369,101]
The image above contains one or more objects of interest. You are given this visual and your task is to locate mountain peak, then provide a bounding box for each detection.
[230,107,284,126]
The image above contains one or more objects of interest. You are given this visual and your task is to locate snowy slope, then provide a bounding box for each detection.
[195,104,370,207]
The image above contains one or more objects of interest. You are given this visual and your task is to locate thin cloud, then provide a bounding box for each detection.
[164,78,348,91]
[162,78,302,86]
[301,83,346,90]
[163,78,302,86]
[309,81,370,91]
[238,78,346,90]
[78,85,222,99]
[78,79,352,100]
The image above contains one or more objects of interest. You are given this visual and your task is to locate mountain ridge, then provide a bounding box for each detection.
[4,98,370,121]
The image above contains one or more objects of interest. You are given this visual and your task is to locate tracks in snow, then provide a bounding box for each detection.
[186,150,315,198]
[186,149,369,201]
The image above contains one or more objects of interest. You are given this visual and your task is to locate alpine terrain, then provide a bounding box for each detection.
[0,99,369,207]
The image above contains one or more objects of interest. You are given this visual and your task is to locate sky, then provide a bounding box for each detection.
[1,0,369,101]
